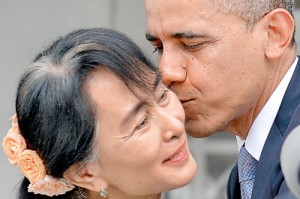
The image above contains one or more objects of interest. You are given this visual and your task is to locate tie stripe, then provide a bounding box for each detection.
[238,145,258,199]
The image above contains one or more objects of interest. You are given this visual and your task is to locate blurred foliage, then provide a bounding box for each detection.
[297,0,300,8]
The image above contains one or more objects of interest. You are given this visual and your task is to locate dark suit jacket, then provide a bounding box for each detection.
[227,56,300,199]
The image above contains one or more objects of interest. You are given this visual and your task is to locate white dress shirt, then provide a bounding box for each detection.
[236,57,298,161]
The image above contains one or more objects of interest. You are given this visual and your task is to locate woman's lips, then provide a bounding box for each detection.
[163,140,188,164]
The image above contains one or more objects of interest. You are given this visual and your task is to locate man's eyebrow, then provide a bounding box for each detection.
[146,32,205,42]
[145,33,158,42]
[172,32,204,39]
[121,101,148,128]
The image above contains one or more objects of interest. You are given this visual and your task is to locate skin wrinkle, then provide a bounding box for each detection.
[84,67,196,198]
[145,0,296,139]
[14,28,197,199]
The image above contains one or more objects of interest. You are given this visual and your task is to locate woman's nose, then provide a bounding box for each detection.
[157,107,185,142]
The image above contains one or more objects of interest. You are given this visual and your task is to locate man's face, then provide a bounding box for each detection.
[145,0,270,137]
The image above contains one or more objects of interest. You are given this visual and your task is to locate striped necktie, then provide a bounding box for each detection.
[238,145,258,199]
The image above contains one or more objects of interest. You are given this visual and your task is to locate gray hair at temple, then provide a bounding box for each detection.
[212,0,296,43]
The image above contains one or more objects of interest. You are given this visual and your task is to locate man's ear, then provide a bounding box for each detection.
[63,161,108,192]
[263,8,294,59]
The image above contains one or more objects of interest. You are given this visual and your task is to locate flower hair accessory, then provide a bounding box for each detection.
[2,114,75,196]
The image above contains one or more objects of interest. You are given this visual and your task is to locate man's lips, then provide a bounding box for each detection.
[163,140,188,163]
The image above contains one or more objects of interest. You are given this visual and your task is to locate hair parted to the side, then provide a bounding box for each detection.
[15,28,158,199]
[212,0,296,44]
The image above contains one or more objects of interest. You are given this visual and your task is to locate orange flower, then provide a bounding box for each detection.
[17,149,46,183]
[10,114,18,128]
[2,128,26,164]
[3,114,74,196]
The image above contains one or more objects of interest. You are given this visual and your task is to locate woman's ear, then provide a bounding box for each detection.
[63,161,108,192]
[263,8,295,59]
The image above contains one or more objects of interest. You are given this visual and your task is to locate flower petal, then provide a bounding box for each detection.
[17,149,46,183]
[2,129,26,164]
[28,175,75,197]
[10,114,18,128]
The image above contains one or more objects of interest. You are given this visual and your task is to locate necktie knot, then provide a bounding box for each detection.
[238,145,258,199]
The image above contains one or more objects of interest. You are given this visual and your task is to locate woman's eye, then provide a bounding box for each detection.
[135,114,150,131]
[158,89,170,105]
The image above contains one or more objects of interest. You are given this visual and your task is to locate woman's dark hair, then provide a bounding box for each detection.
[15,28,158,199]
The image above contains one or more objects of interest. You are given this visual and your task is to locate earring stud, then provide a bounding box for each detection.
[100,187,108,198]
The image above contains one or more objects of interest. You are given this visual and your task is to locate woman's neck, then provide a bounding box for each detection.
[87,190,161,199]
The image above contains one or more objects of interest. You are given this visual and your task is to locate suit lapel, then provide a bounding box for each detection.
[251,124,283,198]
[252,56,300,198]
[227,164,241,199]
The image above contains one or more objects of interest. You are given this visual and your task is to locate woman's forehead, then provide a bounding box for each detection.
[86,67,159,113]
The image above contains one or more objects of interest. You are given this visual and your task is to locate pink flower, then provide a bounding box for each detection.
[3,114,75,196]
[17,149,46,183]
[10,114,18,128]
[2,127,26,164]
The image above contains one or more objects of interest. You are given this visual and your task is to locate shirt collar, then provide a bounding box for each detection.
[236,57,298,160]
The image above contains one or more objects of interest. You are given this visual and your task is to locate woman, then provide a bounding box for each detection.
[2,28,196,199]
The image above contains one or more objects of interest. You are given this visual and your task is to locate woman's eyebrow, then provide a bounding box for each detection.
[121,101,148,127]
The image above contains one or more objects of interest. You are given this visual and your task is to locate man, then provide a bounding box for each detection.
[145,0,299,198]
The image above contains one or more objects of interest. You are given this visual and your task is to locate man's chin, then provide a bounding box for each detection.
[185,122,214,138]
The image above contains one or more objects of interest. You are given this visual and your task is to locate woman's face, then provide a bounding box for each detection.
[85,67,196,197]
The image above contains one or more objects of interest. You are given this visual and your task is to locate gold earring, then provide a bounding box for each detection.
[100,187,108,198]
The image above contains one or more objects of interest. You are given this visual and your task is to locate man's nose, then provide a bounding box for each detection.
[159,50,187,87]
